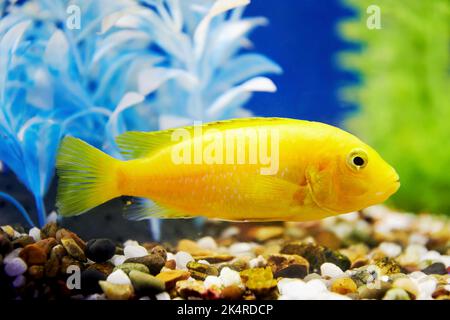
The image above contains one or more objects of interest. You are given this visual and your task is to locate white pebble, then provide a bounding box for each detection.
[219,267,241,287]
[277,278,345,300]
[405,244,428,259]
[110,255,127,266]
[204,276,223,289]
[277,278,304,295]
[416,277,437,300]
[409,233,428,246]
[166,252,175,261]
[249,255,266,268]
[124,245,148,259]
[409,271,427,280]
[197,236,217,250]
[197,259,210,265]
[175,251,194,270]
[156,292,171,300]
[379,242,402,258]
[28,227,41,242]
[12,275,26,288]
[107,269,131,285]
[220,226,240,239]
[46,211,58,223]
[5,257,27,277]
[441,255,450,268]
[307,279,328,292]
[124,240,140,247]
[338,212,359,222]
[420,250,441,262]
[320,263,344,278]
[4,248,22,264]
[229,242,253,256]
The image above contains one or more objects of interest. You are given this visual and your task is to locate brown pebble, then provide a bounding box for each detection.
[221,285,244,300]
[187,261,219,280]
[150,245,167,260]
[60,255,82,274]
[56,229,86,250]
[194,254,235,263]
[314,230,341,250]
[87,262,115,276]
[45,244,66,277]
[124,254,165,275]
[165,259,176,270]
[19,238,57,265]
[12,236,35,248]
[331,277,358,295]
[156,270,190,290]
[351,259,369,269]
[0,231,13,255]
[61,238,86,262]
[268,254,309,279]
[28,265,44,279]
[176,279,206,298]
[247,226,284,242]
[177,239,213,256]
[40,222,58,239]
[432,286,450,299]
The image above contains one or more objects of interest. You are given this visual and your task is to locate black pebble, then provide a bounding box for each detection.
[422,262,447,275]
[80,269,106,294]
[86,238,116,263]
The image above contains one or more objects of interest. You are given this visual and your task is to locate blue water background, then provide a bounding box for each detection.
[246,0,359,125]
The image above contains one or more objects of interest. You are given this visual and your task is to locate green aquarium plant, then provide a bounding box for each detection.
[339,0,450,215]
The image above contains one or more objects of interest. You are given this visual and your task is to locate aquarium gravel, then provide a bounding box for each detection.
[0,205,449,300]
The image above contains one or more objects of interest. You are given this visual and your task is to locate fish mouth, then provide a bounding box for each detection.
[375,177,400,198]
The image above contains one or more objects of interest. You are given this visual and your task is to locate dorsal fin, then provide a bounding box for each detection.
[116,117,291,159]
[116,131,175,159]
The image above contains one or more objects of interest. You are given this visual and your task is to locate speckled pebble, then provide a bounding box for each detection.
[249,255,267,269]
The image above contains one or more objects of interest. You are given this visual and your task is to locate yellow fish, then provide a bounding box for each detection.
[56,117,400,221]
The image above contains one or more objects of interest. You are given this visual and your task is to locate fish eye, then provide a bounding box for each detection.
[347,149,368,171]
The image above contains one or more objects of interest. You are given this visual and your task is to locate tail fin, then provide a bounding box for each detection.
[56,136,120,217]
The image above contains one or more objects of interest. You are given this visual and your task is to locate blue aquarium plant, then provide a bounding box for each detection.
[0,0,281,229]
